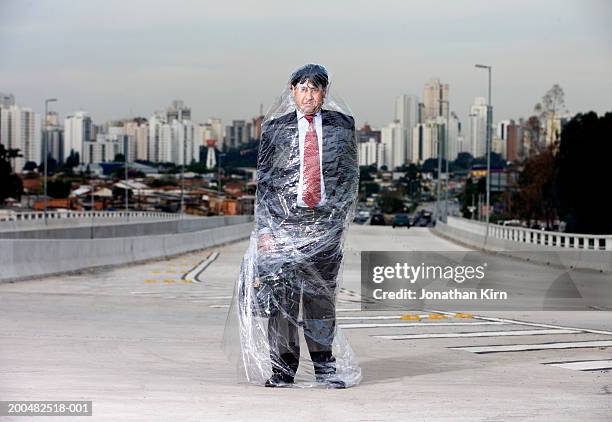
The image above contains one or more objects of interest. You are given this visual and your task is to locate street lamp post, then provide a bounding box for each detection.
[43,98,57,225]
[218,152,226,215]
[435,136,441,222]
[439,99,450,223]
[180,138,185,217]
[475,64,492,244]
[124,136,129,220]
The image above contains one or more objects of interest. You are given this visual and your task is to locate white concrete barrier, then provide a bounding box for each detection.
[434,217,612,272]
[0,222,254,283]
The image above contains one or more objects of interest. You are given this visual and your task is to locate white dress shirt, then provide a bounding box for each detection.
[296,109,326,207]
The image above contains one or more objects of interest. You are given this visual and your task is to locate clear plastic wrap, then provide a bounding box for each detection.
[223,64,361,388]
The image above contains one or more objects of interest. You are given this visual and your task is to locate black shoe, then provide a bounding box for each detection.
[315,373,346,389]
[264,373,294,387]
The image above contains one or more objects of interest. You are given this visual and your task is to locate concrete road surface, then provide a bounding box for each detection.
[1,225,611,421]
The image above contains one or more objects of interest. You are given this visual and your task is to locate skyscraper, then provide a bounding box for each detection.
[125,119,149,161]
[225,120,249,150]
[469,97,488,158]
[64,111,93,161]
[0,104,41,171]
[381,120,405,170]
[394,94,419,164]
[411,121,438,164]
[167,100,191,122]
[423,78,449,121]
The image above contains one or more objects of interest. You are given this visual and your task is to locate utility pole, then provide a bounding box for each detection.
[475,64,492,243]
[43,98,57,225]
[124,136,129,220]
[439,99,450,223]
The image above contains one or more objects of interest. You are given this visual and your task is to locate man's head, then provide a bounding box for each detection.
[289,64,328,115]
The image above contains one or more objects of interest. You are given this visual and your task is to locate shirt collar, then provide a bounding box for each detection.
[296,108,322,122]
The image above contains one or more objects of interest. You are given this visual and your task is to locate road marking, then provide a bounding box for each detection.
[341,321,508,329]
[374,328,582,340]
[425,309,612,337]
[337,315,432,320]
[543,359,612,371]
[451,340,612,354]
[200,295,232,300]
[183,251,219,283]
[209,304,230,308]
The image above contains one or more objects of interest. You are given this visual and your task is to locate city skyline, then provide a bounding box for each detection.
[1,0,610,128]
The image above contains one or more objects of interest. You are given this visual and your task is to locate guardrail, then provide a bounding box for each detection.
[446,216,612,251]
[0,220,254,282]
[0,210,181,222]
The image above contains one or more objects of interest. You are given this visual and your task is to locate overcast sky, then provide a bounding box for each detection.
[1,0,610,129]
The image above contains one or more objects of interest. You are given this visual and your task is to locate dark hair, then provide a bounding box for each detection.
[289,63,329,88]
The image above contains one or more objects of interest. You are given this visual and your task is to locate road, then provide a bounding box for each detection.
[1,224,610,421]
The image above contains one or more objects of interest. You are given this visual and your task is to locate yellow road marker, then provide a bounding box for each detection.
[144,279,159,283]
[163,278,176,283]
[454,313,474,318]
[400,314,421,321]
[427,314,448,319]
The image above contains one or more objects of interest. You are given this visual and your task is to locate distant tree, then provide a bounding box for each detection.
[150,178,178,188]
[524,115,542,151]
[114,153,125,162]
[556,111,612,234]
[47,177,72,199]
[454,152,473,170]
[472,152,505,168]
[38,157,58,174]
[421,158,438,174]
[0,145,24,202]
[359,165,374,182]
[64,151,80,170]
[460,177,479,219]
[23,161,38,171]
[378,193,404,214]
[404,163,420,198]
[514,145,557,228]
[534,84,566,144]
[187,161,208,174]
[363,182,380,196]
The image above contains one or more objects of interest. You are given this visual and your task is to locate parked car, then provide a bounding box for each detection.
[370,213,386,226]
[392,213,410,228]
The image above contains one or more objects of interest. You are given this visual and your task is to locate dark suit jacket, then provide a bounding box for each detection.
[255,109,359,238]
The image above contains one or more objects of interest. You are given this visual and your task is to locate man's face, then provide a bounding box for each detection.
[291,80,326,115]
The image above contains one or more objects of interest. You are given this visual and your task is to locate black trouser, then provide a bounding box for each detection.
[266,210,343,379]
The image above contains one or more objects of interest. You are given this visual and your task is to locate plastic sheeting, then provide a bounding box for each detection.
[223,64,361,388]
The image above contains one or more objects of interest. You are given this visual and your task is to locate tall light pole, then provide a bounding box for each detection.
[475,64,492,243]
[124,135,129,219]
[43,98,57,225]
[218,152,226,215]
[439,99,450,223]
[435,122,443,223]
[179,136,185,217]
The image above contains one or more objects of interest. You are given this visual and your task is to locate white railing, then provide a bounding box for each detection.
[0,210,181,223]
[447,216,612,251]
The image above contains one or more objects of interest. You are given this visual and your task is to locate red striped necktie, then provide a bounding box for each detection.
[303,114,321,208]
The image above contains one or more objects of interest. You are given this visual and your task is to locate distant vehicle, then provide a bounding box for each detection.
[358,209,371,219]
[414,210,433,227]
[392,213,410,228]
[501,219,522,227]
[353,214,368,224]
[370,213,386,226]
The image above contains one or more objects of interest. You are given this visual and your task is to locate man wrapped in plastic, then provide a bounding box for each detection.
[225,63,361,389]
